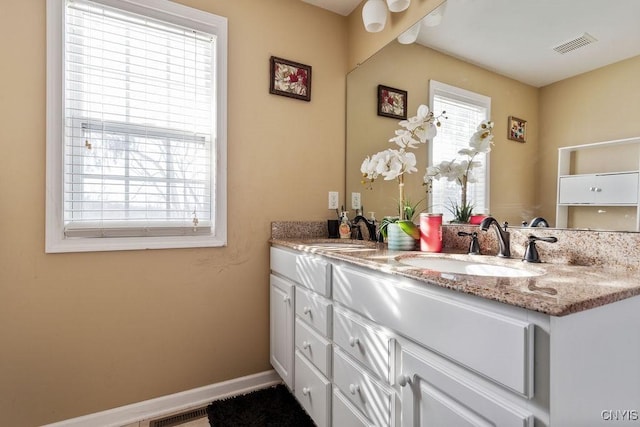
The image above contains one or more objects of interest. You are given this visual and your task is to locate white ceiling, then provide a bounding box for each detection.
[303,0,640,87]
[301,0,360,16]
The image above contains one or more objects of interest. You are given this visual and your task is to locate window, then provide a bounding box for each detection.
[428,80,491,222]
[46,0,227,252]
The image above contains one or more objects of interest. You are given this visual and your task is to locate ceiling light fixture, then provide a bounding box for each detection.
[397,21,421,44]
[363,0,413,33]
[386,0,410,13]
[362,0,388,33]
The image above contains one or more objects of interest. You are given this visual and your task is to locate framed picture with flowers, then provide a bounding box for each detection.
[269,56,312,102]
[507,116,527,143]
[377,85,407,120]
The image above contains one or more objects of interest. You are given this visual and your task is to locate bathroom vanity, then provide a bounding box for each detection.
[270,230,640,427]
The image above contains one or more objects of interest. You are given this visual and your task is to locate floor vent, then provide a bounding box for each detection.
[149,407,207,427]
[553,32,597,54]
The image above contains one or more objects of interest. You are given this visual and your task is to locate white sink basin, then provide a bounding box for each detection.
[397,256,543,278]
[306,242,376,251]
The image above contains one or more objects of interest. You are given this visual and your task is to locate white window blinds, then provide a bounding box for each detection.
[429,81,491,222]
[63,0,216,238]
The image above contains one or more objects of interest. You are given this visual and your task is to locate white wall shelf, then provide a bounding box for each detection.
[556,136,640,231]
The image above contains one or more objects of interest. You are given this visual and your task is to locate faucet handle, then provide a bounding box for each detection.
[457,231,481,255]
[523,234,558,263]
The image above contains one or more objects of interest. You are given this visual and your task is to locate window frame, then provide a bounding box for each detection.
[46,0,227,253]
[428,80,491,220]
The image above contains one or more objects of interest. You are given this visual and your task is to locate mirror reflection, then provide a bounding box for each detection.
[346,0,640,232]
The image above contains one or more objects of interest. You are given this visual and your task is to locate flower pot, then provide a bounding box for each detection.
[387,222,417,251]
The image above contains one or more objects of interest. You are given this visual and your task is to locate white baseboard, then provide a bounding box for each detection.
[43,370,282,427]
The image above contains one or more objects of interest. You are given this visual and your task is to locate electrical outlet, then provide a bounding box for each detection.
[351,192,361,210]
[328,191,339,210]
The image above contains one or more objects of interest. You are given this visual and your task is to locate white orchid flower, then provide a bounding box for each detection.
[389,129,419,149]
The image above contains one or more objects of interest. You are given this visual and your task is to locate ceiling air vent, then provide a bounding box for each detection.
[553,32,598,54]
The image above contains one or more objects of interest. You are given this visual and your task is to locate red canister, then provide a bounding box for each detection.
[420,213,443,252]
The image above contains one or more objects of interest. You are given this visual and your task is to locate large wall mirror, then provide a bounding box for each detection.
[346,0,640,232]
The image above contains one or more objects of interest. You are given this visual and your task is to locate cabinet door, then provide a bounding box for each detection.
[399,346,533,427]
[595,172,639,204]
[270,274,294,389]
[558,175,596,204]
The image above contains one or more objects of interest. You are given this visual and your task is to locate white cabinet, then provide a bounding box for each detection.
[399,345,533,427]
[558,172,638,205]
[556,137,640,230]
[271,246,333,426]
[272,244,640,426]
[270,274,294,389]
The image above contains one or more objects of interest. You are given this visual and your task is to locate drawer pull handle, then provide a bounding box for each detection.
[397,374,412,387]
[302,340,311,350]
[349,384,360,395]
[302,387,311,396]
[303,306,311,315]
[348,337,359,347]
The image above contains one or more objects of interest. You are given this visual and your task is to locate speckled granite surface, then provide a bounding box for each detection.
[271,221,640,316]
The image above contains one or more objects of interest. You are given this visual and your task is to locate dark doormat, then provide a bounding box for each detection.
[207,384,316,426]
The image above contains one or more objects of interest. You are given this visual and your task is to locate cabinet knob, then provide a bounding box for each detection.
[589,186,596,192]
[349,384,360,395]
[283,295,290,303]
[302,387,310,396]
[595,187,602,192]
[397,374,412,387]
[302,341,311,350]
[303,306,311,315]
[348,336,359,347]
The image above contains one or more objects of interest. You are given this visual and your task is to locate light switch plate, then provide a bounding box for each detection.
[351,192,361,210]
[328,191,339,210]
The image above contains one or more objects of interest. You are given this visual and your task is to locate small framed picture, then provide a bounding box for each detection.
[269,56,312,102]
[377,85,407,120]
[508,116,527,143]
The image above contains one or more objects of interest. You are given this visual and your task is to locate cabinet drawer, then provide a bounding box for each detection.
[333,348,392,427]
[295,351,331,427]
[333,306,392,383]
[333,387,374,427]
[270,246,298,282]
[333,265,534,397]
[296,255,332,297]
[271,246,332,297]
[295,318,332,377]
[296,286,332,337]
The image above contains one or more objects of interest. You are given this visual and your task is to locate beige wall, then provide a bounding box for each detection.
[346,41,540,225]
[538,55,640,227]
[0,0,347,425]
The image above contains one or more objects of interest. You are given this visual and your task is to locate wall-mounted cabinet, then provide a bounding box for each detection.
[556,137,640,230]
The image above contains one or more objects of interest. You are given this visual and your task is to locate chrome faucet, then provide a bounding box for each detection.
[351,215,378,241]
[479,216,511,258]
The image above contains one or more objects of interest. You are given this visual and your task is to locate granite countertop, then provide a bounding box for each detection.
[270,238,640,317]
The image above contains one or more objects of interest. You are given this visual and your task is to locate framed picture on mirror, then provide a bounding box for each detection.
[377,85,407,120]
[508,116,527,142]
[269,56,312,102]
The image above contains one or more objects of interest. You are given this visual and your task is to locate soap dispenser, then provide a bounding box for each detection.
[339,211,351,239]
